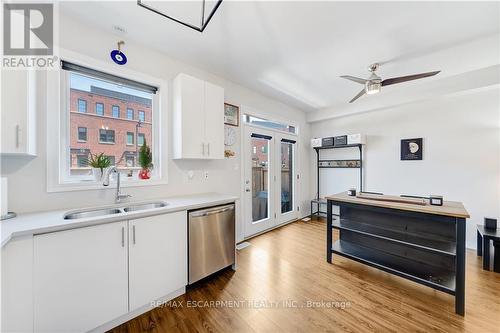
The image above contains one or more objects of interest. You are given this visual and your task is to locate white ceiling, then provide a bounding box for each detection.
[60,1,499,113]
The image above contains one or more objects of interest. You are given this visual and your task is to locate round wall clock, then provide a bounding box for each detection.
[224,126,237,146]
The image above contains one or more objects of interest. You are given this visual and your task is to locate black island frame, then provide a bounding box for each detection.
[326,197,467,316]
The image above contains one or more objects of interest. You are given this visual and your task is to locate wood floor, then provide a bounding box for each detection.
[109,218,500,333]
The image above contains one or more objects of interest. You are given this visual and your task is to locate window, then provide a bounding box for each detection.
[77,127,87,142]
[53,60,160,187]
[76,155,88,167]
[95,103,104,116]
[126,132,134,145]
[138,110,145,122]
[99,129,115,143]
[137,133,145,146]
[112,105,120,118]
[77,99,87,113]
[127,108,134,120]
[107,155,116,166]
[126,156,135,167]
[243,115,297,134]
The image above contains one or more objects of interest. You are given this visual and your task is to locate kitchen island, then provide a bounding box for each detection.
[326,192,469,315]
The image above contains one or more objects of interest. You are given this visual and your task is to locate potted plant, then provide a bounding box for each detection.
[87,153,111,181]
[138,140,153,180]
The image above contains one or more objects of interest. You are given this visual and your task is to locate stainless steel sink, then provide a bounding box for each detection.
[64,208,123,220]
[123,202,168,212]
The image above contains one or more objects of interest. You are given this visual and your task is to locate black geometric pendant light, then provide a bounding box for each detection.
[137,0,223,32]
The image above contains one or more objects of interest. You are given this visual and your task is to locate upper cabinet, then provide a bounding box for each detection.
[1,70,37,156]
[172,73,224,159]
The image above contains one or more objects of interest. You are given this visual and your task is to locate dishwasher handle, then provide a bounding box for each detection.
[190,204,235,217]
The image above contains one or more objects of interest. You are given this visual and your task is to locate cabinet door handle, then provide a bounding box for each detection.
[15,125,20,148]
[121,227,125,247]
[132,225,136,245]
[202,143,205,156]
[208,143,210,156]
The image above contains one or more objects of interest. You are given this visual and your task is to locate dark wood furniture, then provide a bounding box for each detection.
[476,225,500,273]
[311,144,363,218]
[326,192,470,316]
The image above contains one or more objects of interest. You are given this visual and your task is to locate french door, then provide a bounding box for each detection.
[243,126,298,238]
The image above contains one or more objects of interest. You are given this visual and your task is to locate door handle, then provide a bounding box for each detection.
[245,188,250,192]
[121,226,125,247]
[15,125,20,148]
[202,143,205,156]
[190,205,235,217]
[132,225,136,245]
[207,143,210,156]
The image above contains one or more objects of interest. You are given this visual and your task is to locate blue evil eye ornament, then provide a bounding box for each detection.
[111,41,127,65]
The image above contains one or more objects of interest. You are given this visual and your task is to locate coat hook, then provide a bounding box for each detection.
[117,41,125,52]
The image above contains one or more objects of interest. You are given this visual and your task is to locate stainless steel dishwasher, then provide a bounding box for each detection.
[188,203,235,284]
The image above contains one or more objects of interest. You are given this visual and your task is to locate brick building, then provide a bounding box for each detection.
[69,86,152,176]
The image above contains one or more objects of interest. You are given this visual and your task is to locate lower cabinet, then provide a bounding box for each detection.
[129,211,187,310]
[33,211,188,332]
[34,221,129,333]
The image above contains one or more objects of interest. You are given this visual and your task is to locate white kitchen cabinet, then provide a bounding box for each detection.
[1,236,34,333]
[1,69,37,156]
[34,221,128,333]
[129,211,187,310]
[172,73,224,159]
[204,80,225,159]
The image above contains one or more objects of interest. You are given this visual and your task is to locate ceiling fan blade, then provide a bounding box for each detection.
[349,89,366,103]
[381,71,440,86]
[340,75,367,85]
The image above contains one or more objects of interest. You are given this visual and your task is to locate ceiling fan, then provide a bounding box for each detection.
[341,63,440,103]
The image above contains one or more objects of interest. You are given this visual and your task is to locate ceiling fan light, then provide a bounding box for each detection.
[365,81,381,95]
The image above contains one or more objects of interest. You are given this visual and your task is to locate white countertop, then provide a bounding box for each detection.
[0,192,238,247]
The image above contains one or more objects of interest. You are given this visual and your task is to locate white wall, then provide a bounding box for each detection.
[310,88,500,249]
[0,13,311,242]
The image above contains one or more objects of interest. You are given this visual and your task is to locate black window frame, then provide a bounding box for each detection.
[77,127,87,142]
[76,154,89,168]
[99,129,115,144]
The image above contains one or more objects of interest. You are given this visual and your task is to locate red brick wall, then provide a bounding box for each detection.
[69,88,152,172]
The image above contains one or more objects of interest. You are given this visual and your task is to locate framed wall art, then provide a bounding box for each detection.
[401,138,423,160]
[224,103,240,126]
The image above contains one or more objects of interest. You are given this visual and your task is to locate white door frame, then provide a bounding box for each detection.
[242,123,300,238]
[243,126,276,237]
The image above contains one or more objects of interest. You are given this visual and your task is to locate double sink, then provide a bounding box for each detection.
[64,202,168,220]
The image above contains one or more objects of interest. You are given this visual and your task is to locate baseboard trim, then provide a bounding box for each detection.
[243,217,303,242]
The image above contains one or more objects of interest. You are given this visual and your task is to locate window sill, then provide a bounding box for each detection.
[47,177,168,193]
[98,141,115,145]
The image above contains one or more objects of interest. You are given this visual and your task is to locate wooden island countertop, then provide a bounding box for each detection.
[326,192,470,219]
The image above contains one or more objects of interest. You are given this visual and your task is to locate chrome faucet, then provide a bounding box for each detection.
[102,166,132,203]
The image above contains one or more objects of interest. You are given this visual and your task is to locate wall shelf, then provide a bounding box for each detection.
[310,144,363,218]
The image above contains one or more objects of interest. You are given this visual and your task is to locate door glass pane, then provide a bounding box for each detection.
[281,142,293,214]
[251,137,270,222]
